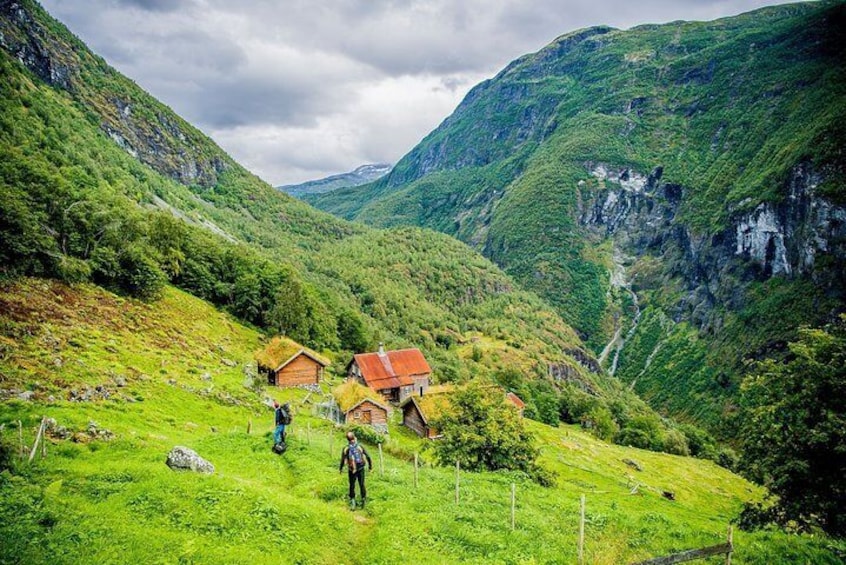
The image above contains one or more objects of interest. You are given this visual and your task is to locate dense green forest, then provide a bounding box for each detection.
[308,1,846,433]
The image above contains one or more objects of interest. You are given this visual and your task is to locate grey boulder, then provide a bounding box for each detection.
[166,446,215,474]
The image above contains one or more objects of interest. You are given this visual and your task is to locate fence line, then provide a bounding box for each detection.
[291,423,733,564]
[630,527,734,565]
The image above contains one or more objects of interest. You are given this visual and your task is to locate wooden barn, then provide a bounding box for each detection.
[401,390,451,439]
[255,336,329,387]
[347,344,431,404]
[333,380,390,433]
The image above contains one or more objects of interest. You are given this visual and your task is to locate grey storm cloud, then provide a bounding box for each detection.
[40,0,800,185]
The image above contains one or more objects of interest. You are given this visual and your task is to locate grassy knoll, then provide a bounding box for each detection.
[1,280,842,564]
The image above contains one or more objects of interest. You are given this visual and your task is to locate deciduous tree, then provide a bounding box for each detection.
[740,316,846,536]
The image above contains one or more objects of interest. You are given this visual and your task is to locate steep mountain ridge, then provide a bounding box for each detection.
[308,1,846,429]
[0,0,228,187]
[279,163,392,198]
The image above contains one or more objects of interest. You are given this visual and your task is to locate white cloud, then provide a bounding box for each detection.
[40,0,802,185]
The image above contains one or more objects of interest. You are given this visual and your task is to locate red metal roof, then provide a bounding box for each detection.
[353,348,431,391]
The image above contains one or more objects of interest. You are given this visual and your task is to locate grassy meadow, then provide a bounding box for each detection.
[0,279,842,564]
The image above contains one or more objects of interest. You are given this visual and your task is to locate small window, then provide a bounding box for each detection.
[354,411,361,419]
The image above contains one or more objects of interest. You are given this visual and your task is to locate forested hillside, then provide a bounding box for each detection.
[0,0,692,446]
[308,1,846,431]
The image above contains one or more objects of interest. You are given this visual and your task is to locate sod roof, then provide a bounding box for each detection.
[333,380,390,413]
[254,336,330,371]
[403,389,452,424]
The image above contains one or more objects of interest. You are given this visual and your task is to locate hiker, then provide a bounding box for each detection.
[273,401,291,444]
[339,431,372,510]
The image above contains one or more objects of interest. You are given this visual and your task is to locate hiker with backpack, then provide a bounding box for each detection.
[273,401,291,445]
[339,431,372,510]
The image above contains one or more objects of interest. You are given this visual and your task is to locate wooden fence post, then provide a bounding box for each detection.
[307,422,311,445]
[378,443,384,475]
[247,419,252,434]
[413,453,419,488]
[455,460,460,504]
[578,494,586,565]
[726,525,733,565]
[511,483,516,531]
[329,430,334,456]
[28,418,45,463]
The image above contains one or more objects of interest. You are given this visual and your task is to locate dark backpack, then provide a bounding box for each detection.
[272,441,287,455]
[277,407,292,425]
[347,444,365,471]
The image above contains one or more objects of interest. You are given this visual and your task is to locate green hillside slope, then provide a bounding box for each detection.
[0,0,605,419]
[0,0,738,461]
[308,1,846,430]
[1,279,842,564]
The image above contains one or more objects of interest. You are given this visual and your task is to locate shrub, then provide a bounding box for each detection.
[662,429,691,456]
[119,245,166,300]
[470,344,483,362]
[431,382,542,479]
[54,254,91,284]
[678,423,717,459]
[615,414,663,451]
[558,386,598,424]
[615,426,654,450]
[581,406,619,442]
[717,447,738,471]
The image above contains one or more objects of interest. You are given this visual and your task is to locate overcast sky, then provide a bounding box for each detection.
[41,0,796,186]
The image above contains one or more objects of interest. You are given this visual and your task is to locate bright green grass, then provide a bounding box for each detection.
[1,281,842,564]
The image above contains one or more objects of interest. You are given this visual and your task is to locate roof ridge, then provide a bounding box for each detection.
[379,354,396,376]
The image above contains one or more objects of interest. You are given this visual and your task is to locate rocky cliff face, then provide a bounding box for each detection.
[580,161,846,329]
[0,0,230,188]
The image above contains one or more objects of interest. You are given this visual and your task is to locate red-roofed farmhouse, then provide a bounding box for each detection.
[347,344,431,403]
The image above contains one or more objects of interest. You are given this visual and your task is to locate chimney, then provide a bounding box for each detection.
[378,342,385,355]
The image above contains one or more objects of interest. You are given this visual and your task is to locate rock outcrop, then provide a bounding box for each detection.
[579,162,846,329]
[165,446,215,474]
[0,0,230,188]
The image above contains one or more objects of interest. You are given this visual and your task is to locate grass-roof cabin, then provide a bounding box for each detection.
[401,389,452,439]
[255,336,329,388]
[333,380,390,433]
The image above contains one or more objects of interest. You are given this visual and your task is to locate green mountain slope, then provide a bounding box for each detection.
[0,1,570,382]
[308,1,846,430]
[1,279,842,564]
[0,0,696,448]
